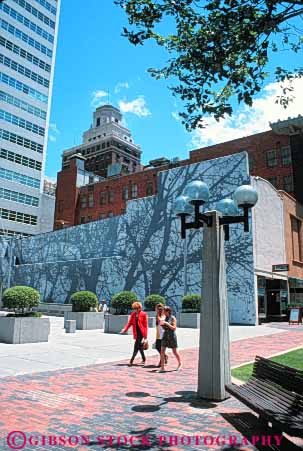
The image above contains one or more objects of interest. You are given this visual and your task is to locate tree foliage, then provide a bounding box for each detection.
[3,286,40,314]
[116,0,303,130]
[70,291,98,312]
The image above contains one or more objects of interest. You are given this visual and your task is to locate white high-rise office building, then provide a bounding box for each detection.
[0,0,60,236]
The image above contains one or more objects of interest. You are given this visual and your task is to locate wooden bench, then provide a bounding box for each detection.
[226,356,303,437]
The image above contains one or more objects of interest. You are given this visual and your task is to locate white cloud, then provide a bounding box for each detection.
[119,96,151,117]
[190,77,303,148]
[48,122,60,142]
[114,81,129,94]
[171,111,181,121]
[91,90,108,107]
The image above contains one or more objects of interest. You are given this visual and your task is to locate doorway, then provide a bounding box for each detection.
[267,289,281,316]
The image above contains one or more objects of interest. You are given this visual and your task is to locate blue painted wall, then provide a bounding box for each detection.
[0,152,256,324]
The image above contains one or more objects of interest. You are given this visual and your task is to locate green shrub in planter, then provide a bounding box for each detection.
[3,286,40,315]
[144,294,165,311]
[70,291,98,312]
[182,294,201,312]
[111,291,137,315]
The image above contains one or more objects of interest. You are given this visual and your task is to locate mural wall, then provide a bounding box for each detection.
[0,152,256,324]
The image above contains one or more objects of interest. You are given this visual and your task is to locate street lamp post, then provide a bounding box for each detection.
[174,182,258,401]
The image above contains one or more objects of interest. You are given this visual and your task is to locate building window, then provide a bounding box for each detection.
[283,175,294,192]
[248,154,254,172]
[131,184,138,198]
[109,191,114,204]
[80,195,87,208]
[0,207,37,225]
[281,146,292,166]
[80,216,85,224]
[266,150,277,168]
[99,213,106,219]
[146,181,153,196]
[268,176,278,188]
[291,216,302,262]
[96,118,100,127]
[87,215,93,222]
[122,186,128,201]
[100,192,107,205]
[108,212,113,217]
[88,193,94,208]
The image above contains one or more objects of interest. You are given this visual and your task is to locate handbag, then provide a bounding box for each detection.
[142,339,149,350]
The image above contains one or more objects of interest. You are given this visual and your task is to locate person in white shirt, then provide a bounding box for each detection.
[102,301,108,313]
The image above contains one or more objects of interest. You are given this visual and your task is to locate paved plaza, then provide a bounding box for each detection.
[0,317,302,451]
[0,316,294,377]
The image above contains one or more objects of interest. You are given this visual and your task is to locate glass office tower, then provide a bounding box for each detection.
[0,0,60,235]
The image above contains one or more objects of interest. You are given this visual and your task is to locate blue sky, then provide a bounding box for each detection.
[45,0,303,180]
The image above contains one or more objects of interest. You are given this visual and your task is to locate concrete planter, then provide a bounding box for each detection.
[0,317,50,344]
[34,303,72,317]
[104,314,132,334]
[177,312,200,328]
[64,312,104,330]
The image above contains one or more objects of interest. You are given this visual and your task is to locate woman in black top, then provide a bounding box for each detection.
[159,306,182,372]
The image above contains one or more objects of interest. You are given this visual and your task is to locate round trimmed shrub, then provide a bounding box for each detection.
[3,286,40,314]
[144,294,165,311]
[111,291,137,315]
[70,291,98,312]
[182,294,201,312]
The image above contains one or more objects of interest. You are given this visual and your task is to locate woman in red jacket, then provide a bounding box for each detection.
[120,301,148,366]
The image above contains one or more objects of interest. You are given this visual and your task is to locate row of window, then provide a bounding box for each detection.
[85,137,139,158]
[0,187,39,207]
[0,229,32,237]
[0,54,49,88]
[0,109,45,137]
[0,18,52,58]
[0,207,37,225]
[248,147,292,172]
[79,183,154,209]
[268,175,294,192]
[0,90,47,120]
[0,166,40,189]
[0,3,54,44]
[0,71,48,104]
[0,128,43,154]
[34,0,57,16]
[0,147,42,171]
[266,147,292,167]
[0,36,51,73]
[12,0,56,30]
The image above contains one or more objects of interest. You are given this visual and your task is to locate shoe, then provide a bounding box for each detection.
[176,364,182,371]
[128,360,134,367]
[158,369,166,373]
[164,355,168,365]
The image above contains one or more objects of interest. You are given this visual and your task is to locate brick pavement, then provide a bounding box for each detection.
[0,329,302,451]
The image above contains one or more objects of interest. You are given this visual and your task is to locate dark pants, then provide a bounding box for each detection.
[131,336,145,362]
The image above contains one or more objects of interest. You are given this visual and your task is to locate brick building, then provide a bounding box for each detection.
[280,191,303,306]
[54,114,303,229]
[190,116,303,203]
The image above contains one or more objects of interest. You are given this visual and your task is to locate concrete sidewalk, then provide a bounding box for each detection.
[0,315,288,377]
